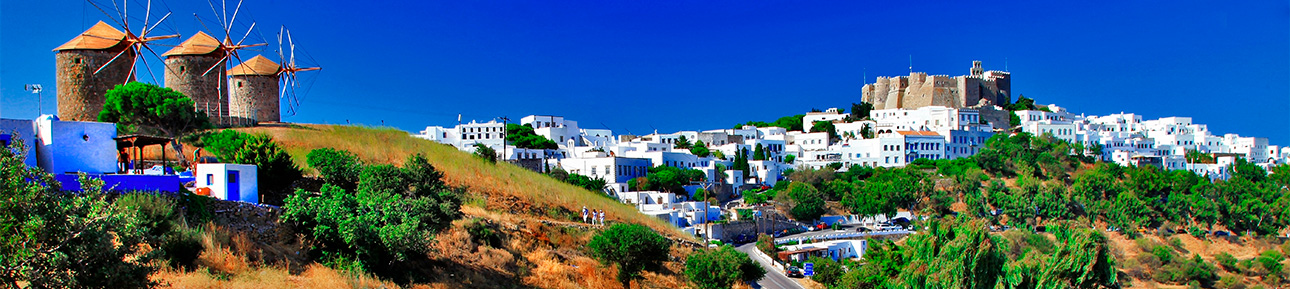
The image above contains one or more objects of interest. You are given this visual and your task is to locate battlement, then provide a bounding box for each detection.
[861,61,1011,110]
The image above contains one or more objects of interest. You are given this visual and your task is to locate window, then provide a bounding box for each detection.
[228,172,238,183]
[206,174,214,185]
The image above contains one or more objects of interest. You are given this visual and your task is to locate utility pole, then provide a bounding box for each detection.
[499,116,510,161]
[24,84,43,116]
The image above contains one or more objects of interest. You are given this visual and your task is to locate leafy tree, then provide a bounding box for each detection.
[506,123,558,149]
[474,143,497,163]
[811,121,838,142]
[282,154,462,280]
[307,148,363,190]
[99,82,212,168]
[565,173,608,193]
[1,142,156,288]
[734,114,805,132]
[807,256,844,286]
[589,223,671,287]
[779,182,826,222]
[674,135,693,149]
[200,129,302,205]
[850,102,874,120]
[1009,112,1021,127]
[684,245,765,289]
[893,218,1006,289]
[690,140,711,157]
[645,165,705,193]
[753,143,766,161]
[784,154,796,164]
[1005,94,1038,111]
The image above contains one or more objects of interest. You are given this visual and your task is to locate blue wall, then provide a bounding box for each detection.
[54,174,181,192]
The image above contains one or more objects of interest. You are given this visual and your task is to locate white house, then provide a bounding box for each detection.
[558,156,652,193]
[34,115,117,174]
[803,108,847,127]
[195,163,258,203]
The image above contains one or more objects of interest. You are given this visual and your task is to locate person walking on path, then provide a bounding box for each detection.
[582,206,589,224]
[598,210,605,226]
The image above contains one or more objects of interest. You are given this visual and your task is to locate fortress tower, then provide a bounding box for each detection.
[163,32,229,124]
[227,55,282,123]
[53,21,135,122]
[862,61,1011,110]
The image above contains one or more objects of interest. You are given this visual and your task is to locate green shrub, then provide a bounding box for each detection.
[357,164,409,194]
[465,218,503,248]
[1216,252,1239,272]
[160,226,205,269]
[200,130,302,205]
[1257,250,1284,275]
[114,192,180,238]
[282,154,462,281]
[178,191,213,224]
[306,148,362,189]
[589,223,671,287]
[473,143,497,163]
[1153,245,1176,264]
[807,256,844,286]
[684,245,765,289]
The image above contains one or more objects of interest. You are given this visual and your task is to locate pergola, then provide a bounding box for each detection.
[115,134,173,174]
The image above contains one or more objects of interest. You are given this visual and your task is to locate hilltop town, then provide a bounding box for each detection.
[3,2,1290,289]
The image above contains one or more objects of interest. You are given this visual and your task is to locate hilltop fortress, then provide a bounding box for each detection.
[862,61,1010,110]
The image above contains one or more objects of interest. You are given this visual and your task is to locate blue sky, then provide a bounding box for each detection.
[2,1,1288,144]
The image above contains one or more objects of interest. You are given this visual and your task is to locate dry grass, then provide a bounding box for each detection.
[153,264,398,289]
[235,124,689,240]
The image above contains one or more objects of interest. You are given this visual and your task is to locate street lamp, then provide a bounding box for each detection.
[24,84,43,116]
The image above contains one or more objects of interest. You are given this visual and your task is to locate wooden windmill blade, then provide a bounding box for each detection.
[195,0,266,77]
[84,0,180,84]
[276,27,320,117]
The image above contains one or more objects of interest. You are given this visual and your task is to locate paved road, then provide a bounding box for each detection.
[736,243,804,289]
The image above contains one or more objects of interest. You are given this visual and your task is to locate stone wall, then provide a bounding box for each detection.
[229,74,280,124]
[56,50,134,122]
[165,55,227,124]
[860,62,1012,110]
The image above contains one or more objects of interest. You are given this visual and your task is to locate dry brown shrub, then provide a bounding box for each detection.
[522,249,577,289]
[197,230,249,275]
[572,256,623,289]
[301,264,400,289]
[430,227,517,276]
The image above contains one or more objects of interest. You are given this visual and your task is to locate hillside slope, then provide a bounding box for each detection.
[240,124,685,238]
[156,124,698,288]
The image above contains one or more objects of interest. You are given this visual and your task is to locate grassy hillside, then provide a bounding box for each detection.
[237,124,684,238]
[149,124,698,288]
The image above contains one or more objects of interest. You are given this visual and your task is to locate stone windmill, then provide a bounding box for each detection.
[172,0,267,126]
[54,0,178,122]
[228,27,319,124]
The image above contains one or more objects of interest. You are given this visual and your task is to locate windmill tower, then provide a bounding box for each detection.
[53,21,135,122]
[54,0,178,122]
[163,32,226,122]
[187,0,267,126]
[227,55,279,123]
[228,27,319,124]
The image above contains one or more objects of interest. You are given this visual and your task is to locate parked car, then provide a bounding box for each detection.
[1214,230,1231,237]
[786,267,804,278]
[855,227,871,232]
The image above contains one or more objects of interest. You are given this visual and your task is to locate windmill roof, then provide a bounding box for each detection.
[162,32,222,56]
[53,21,128,51]
[228,55,280,76]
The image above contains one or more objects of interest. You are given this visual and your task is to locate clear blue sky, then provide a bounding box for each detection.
[3,1,1288,144]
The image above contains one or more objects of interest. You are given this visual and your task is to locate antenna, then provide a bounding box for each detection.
[1006,57,1009,72]
[908,55,913,74]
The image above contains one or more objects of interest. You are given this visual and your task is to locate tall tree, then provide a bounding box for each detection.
[753,143,766,161]
[850,102,874,120]
[99,82,212,168]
